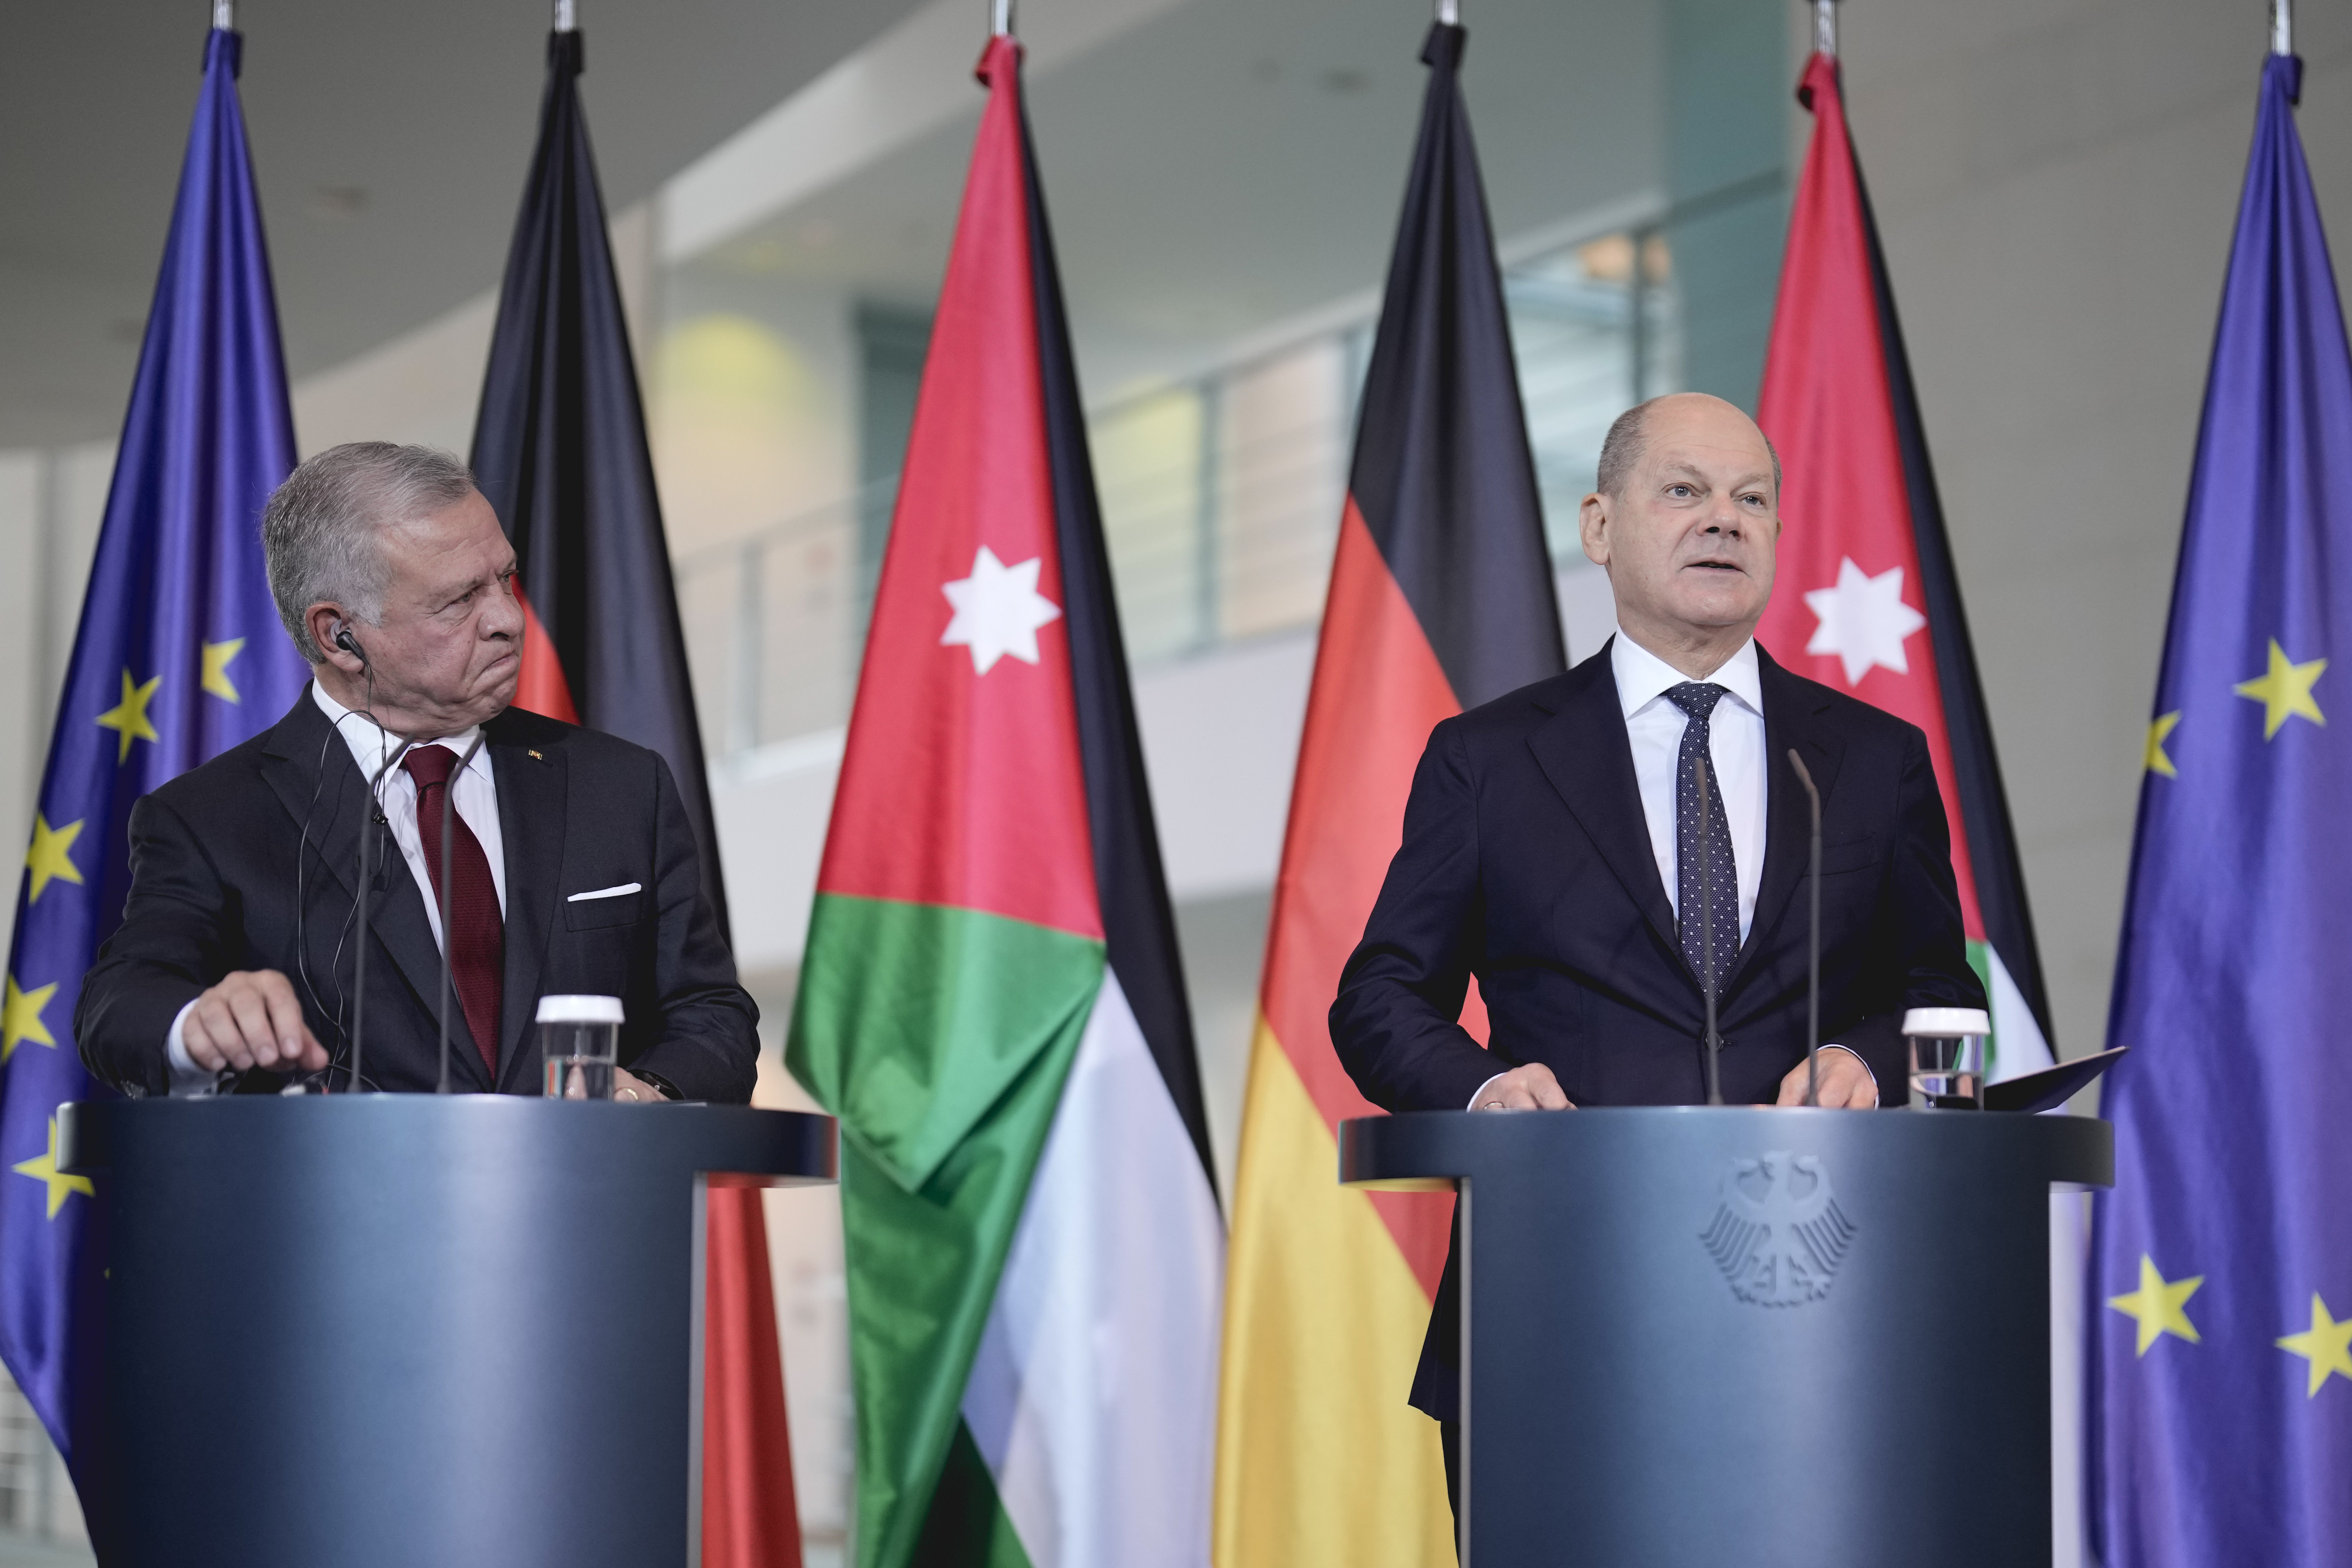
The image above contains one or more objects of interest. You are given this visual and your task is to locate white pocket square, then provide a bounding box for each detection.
[567,882,642,902]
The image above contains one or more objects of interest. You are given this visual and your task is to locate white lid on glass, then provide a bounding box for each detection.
[535,994,624,1024]
[1902,1007,1991,1038]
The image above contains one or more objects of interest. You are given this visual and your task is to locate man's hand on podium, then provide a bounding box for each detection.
[612,1068,667,1103]
[181,970,329,1075]
[1772,1047,1879,1109]
[1472,1061,1573,1111]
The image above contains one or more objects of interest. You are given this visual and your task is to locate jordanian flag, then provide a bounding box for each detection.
[1215,23,1562,1567]
[1755,50,2055,1079]
[786,34,1223,1568]
[1755,46,2083,1564]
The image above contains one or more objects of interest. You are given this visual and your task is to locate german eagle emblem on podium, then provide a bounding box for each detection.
[1699,1151,1857,1307]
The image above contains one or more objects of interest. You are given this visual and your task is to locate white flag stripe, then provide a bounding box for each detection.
[962,968,1225,1568]
[1981,944,2088,1568]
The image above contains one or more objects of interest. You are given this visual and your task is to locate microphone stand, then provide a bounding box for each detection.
[349,735,416,1094]
[1786,750,1824,1107]
[1698,766,1723,1106]
[436,733,489,1095]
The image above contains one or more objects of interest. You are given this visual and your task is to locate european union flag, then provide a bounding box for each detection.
[2093,51,2352,1565]
[0,23,306,1521]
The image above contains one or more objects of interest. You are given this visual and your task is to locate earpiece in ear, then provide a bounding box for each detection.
[333,624,366,663]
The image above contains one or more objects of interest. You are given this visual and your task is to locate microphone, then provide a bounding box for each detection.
[1786,750,1824,1107]
[349,732,416,1094]
[436,733,489,1095]
[1697,765,1723,1106]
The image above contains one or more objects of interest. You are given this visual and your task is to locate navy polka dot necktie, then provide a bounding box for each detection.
[1667,682,1739,991]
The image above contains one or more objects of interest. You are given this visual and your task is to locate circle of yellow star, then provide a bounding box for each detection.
[2233,639,2326,740]
[24,815,84,904]
[2146,711,2181,778]
[2276,1292,2352,1398]
[11,1116,92,1220]
[2108,1254,2203,1356]
[2,974,59,1063]
[201,637,245,704]
[94,668,162,763]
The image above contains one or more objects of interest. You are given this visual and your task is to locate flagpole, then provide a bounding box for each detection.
[1815,0,1837,57]
[2272,0,2292,55]
[554,0,576,33]
[990,0,1013,38]
[212,0,232,30]
[1436,0,1461,25]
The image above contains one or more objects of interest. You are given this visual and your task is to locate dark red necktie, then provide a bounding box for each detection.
[403,744,504,1079]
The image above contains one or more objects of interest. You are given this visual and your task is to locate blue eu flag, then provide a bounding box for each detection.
[2093,52,2352,1565]
[0,24,306,1514]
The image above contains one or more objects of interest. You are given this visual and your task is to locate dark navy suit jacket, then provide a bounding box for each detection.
[1329,639,1985,1419]
[77,689,758,1103]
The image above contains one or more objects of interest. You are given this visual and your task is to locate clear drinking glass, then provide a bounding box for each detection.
[1905,1006,1991,1109]
[538,995,622,1100]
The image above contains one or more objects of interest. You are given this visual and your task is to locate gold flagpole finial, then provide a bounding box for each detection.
[1815,0,1838,57]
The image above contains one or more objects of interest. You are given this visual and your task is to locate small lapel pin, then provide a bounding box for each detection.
[528,749,544,761]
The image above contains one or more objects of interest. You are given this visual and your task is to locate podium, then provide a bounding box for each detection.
[1339,1107,2111,1568]
[59,1096,835,1568]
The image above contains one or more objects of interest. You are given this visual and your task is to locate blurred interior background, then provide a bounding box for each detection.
[3,0,2348,1560]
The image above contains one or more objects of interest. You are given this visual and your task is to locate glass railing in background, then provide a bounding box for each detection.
[674,227,1676,765]
[0,1377,88,1558]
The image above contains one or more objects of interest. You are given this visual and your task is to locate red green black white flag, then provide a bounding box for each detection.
[785,35,1223,1568]
[1755,52,2055,1082]
[1754,48,2084,1567]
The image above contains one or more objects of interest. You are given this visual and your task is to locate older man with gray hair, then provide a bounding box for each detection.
[76,441,758,1102]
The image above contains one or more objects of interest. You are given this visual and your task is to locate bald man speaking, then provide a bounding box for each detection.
[1328,394,1987,1498]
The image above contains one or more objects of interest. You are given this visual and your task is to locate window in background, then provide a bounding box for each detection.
[664,227,1677,763]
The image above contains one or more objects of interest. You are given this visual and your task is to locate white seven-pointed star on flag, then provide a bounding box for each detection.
[941,545,1063,675]
[1803,556,1928,687]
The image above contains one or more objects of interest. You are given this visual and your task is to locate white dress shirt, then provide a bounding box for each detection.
[1614,632,1766,939]
[165,682,507,1090]
[1469,633,1869,1107]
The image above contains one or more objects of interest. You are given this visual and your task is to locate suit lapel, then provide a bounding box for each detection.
[492,717,568,1092]
[258,690,488,1085]
[1524,643,1682,956]
[1724,650,1845,993]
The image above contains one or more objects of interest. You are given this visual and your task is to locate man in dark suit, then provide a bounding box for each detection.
[77,443,757,1103]
[1328,393,1985,1463]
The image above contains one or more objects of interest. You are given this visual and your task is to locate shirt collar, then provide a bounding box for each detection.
[1611,632,1764,719]
[309,680,489,783]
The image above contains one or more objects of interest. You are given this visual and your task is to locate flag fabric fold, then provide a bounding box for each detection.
[1213,24,1561,1566]
[0,24,308,1539]
[1752,51,2083,1561]
[785,35,1223,1568]
[2092,51,2352,1566]
[468,30,796,1568]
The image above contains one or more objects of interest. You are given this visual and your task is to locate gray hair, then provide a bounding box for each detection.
[262,443,478,663]
[1595,396,1783,500]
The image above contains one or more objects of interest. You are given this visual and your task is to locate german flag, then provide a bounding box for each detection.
[1213,22,1563,1566]
[470,27,799,1567]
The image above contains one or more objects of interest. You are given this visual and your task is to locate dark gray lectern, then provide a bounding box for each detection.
[1340,1108,2111,1568]
[59,1096,835,1568]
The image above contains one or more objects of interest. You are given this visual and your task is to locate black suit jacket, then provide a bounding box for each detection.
[78,689,759,1102]
[1329,640,1985,1418]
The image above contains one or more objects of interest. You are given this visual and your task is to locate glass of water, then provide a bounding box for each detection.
[1905,1006,1990,1109]
[538,995,622,1100]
